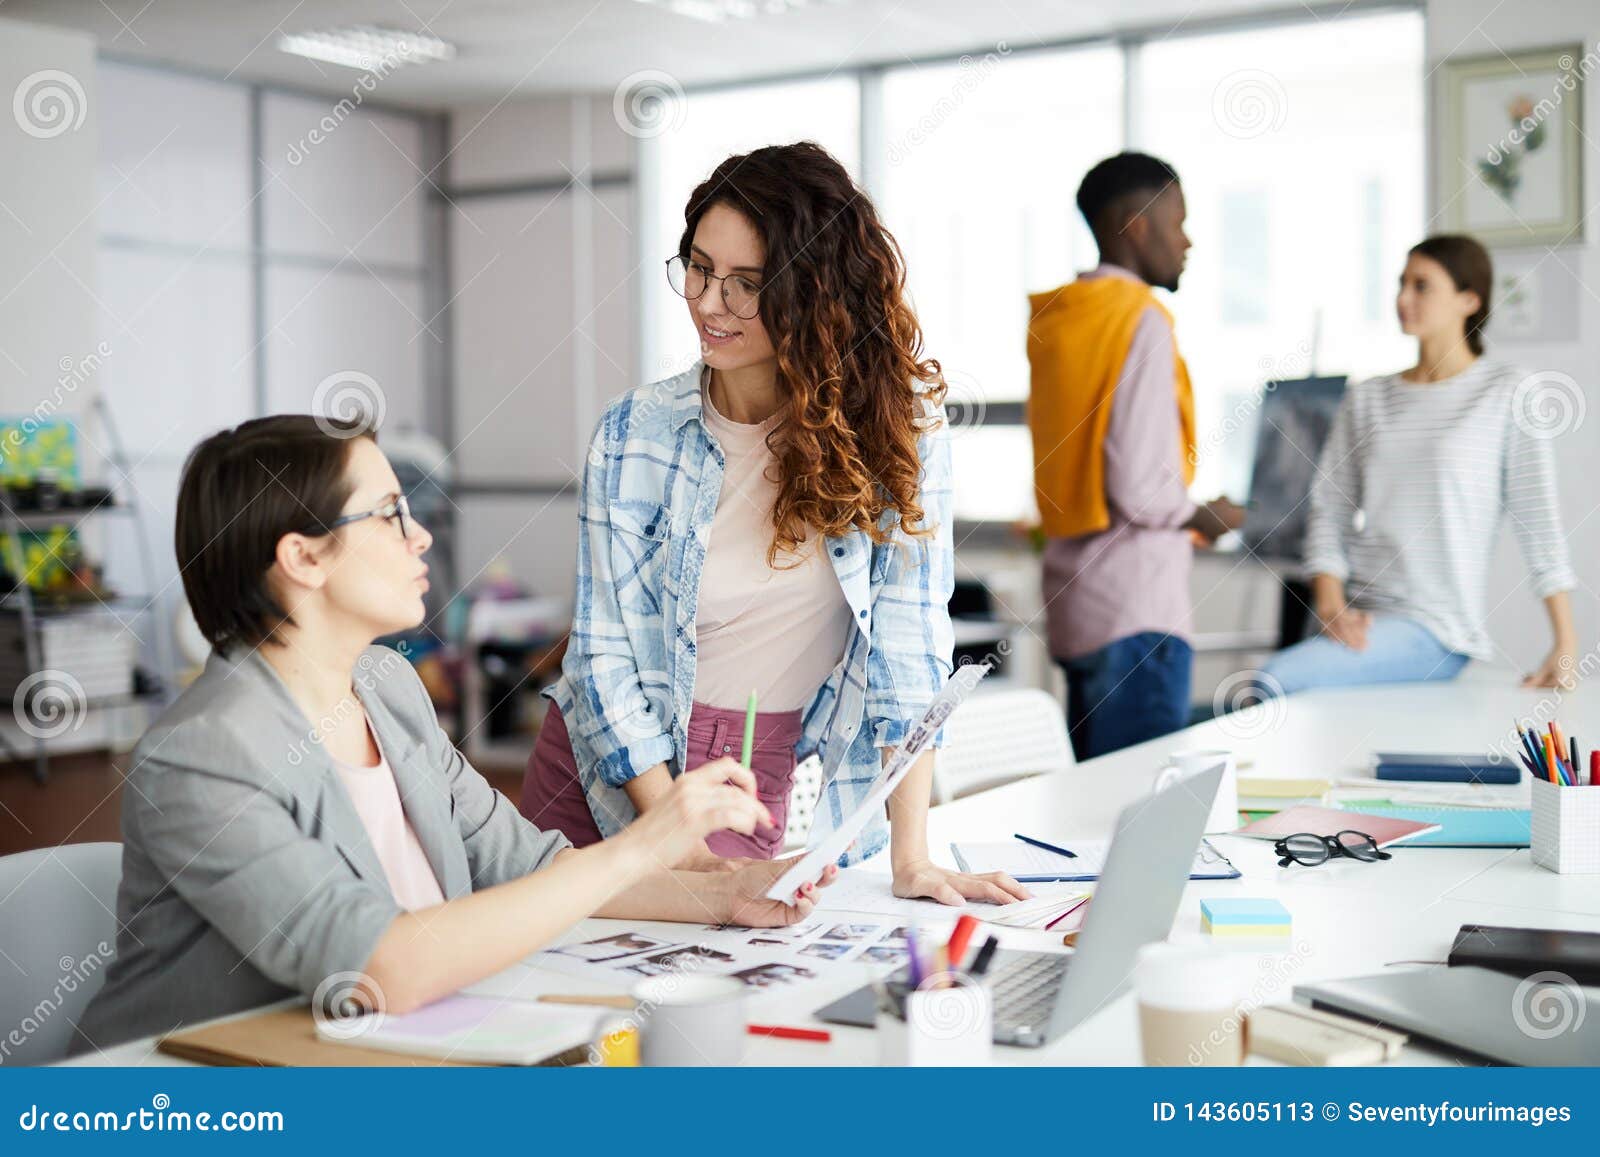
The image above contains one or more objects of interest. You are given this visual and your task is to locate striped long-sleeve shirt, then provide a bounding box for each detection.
[1302,359,1576,661]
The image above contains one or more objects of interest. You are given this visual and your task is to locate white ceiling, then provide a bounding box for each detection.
[6,0,1288,107]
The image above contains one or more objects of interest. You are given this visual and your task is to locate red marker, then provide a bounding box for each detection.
[1590,749,1598,787]
[747,1024,830,1042]
[946,914,980,971]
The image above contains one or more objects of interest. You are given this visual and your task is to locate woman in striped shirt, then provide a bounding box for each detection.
[1261,234,1578,696]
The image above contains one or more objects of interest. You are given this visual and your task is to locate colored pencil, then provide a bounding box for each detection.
[741,689,757,769]
[748,1024,830,1042]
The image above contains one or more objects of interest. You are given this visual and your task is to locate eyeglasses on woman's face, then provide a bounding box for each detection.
[326,493,413,541]
[665,254,763,320]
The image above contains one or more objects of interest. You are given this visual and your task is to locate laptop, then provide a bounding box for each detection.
[1297,966,1600,1066]
[815,762,1223,1047]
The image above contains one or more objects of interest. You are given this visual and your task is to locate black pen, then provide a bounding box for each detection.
[970,935,1000,976]
[1014,832,1076,859]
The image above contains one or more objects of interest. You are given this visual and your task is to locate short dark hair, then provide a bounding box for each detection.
[1076,152,1181,235]
[175,414,376,651]
[1408,234,1493,356]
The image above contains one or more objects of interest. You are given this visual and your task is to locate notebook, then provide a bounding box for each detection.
[949,837,1240,881]
[1372,752,1520,785]
[1336,804,1531,848]
[1448,924,1600,986]
[313,994,597,1064]
[159,1005,590,1067]
[1233,805,1440,847]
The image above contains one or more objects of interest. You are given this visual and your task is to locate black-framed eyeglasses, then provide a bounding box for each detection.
[665,255,763,320]
[326,493,412,540]
[1274,830,1392,868]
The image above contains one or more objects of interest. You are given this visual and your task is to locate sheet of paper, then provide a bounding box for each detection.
[814,867,1089,926]
[764,662,992,901]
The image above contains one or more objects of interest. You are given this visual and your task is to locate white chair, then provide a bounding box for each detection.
[0,843,122,1065]
[932,687,1074,803]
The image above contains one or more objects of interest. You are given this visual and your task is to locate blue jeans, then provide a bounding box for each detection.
[1059,632,1193,762]
[1258,614,1469,697]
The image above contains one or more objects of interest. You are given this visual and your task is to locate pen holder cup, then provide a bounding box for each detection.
[1531,776,1600,875]
[879,981,993,1066]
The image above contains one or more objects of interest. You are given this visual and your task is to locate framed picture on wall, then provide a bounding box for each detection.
[1438,47,1585,247]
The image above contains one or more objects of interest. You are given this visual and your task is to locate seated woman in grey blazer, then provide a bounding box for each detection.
[75,414,827,1053]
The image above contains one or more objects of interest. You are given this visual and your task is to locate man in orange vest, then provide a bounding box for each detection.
[1028,152,1243,761]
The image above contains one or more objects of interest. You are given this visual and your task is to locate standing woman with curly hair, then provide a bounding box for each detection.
[519,141,1027,907]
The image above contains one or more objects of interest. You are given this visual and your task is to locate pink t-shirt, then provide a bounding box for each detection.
[333,725,446,912]
[694,384,853,712]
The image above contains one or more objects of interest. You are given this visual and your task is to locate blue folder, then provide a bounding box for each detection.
[1373,752,1520,785]
[1340,805,1531,848]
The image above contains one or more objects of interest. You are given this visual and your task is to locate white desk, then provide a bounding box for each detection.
[66,673,1600,1067]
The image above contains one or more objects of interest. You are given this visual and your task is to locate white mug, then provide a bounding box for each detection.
[1155,749,1239,834]
[632,974,746,1066]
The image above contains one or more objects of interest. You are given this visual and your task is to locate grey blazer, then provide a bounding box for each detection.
[72,644,569,1054]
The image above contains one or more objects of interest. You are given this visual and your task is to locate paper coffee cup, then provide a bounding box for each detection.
[1133,943,1250,1066]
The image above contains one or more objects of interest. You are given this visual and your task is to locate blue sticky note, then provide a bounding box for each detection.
[1201,898,1291,926]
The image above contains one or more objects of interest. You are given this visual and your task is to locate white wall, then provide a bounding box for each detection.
[0,20,141,754]
[0,19,98,437]
[1424,0,1600,675]
[446,95,635,604]
[94,61,436,684]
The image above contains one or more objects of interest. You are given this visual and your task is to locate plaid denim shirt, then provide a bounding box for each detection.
[546,362,955,865]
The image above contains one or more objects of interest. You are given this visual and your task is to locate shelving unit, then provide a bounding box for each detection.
[0,397,168,784]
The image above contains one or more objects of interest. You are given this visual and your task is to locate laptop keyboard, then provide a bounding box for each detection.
[988,951,1072,1033]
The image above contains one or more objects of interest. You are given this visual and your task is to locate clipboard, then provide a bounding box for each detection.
[950,837,1241,882]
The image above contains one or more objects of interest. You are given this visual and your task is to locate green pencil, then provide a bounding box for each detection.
[741,689,757,769]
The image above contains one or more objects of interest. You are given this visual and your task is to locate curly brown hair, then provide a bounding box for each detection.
[679,141,946,564]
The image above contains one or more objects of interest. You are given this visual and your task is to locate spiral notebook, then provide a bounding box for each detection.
[950,837,1240,881]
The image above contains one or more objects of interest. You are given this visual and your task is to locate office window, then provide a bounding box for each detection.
[1220,188,1270,325]
[877,45,1122,522]
[1137,10,1424,500]
[878,45,1123,408]
[638,77,860,381]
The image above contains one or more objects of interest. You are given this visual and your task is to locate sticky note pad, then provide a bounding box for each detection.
[1201,898,1290,938]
